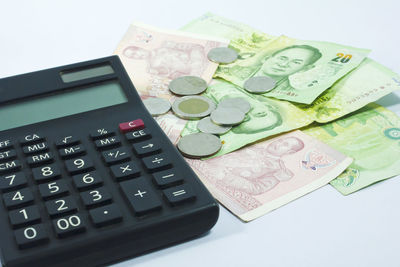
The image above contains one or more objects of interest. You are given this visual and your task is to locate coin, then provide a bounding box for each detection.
[207,47,238,64]
[177,133,222,158]
[210,107,245,126]
[142,97,171,116]
[172,95,216,119]
[197,117,232,135]
[243,76,276,93]
[168,76,208,95]
[218,97,251,114]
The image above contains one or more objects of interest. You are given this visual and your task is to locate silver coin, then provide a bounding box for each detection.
[210,107,245,126]
[177,133,222,158]
[243,76,276,93]
[207,47,238,64]
[218,97,251,114]
[142,97,171,116]
[168,76,208,95]
[197,117,231,135]
[172,95,216,120]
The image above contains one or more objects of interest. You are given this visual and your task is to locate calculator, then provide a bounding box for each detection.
[0,56,219,267]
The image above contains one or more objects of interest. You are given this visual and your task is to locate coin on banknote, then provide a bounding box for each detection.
[197,116,232,135]
[172,95,216,119]
[177,132,222,158]
[210,107,245,126]
[207,47,238,64]
[142,97,171,116]
[218,97,251,114]
[169,76,208,95]
[243,76,276,93]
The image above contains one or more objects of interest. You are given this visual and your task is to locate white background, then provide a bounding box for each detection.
[1,1,400,266]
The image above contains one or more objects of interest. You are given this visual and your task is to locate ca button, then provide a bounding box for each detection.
[19,133,45,146]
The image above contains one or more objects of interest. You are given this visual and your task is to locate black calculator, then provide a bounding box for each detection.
[0,56,219,267]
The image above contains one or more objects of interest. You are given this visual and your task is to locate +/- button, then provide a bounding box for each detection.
[119,119,145,134]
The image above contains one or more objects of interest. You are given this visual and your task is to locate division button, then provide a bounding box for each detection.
[9,205,41,228]
[89,128,114,140]
[119,119,145,134]
[19,133,45,146]
[22,142,48,155]
[102,147,130,165]
[38,180,69,200]
[125,128,151,143]
[0,139,13,151]
[32,164,61,183]
[95,136,121,150]
[3,188,34,209]
[89,204,122,227]
[152,169,183,188]
[0,149,17,163]
[120,178,161,216]
[27,152,54,167]
[45,196,78,218]
[142,153,171,172]
[132,140,161,157]
[0,160,22,174]
[52,214,86,238]
[0,172,27,192]
[55,135,80,148]
[59,144,86,159]
[163,184,196,206]
[65,156,95,175]
[110,161,140,181]
[14,224,49,249]
[80,187,112,208]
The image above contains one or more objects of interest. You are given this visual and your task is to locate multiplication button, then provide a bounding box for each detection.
[110,161,140,181]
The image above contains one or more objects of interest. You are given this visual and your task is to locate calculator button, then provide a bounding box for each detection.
[120,178,161,216]
[133,140,161,157]
[125,128,151,143]
[0,172,27,192]
[3,188,34,209]
[142,153,171,172]
[0,149,17,162]
[27,152,54,167]
[90,128,114,140]
[14,224,49,249]
[72,171,103,191]
[59,144,86,159]
[9,205,41,228]
[39,180,69,200]
[55,135,80,148]
[0,139,13,151]
[65,156,95,175]
[89,204,122,227]
[153,169,183,189]
[110,161,140,181]
[102,147,130,165]
[32,164,61,183]
[119,119,145,134]
[52,214,86,238]
[163,184,196,206]
[45,196,78,218]
[22,142,48,155]
[0,160,22,174]
[95,136,121,150]
[19,133,45,146]
[80,187,112,208]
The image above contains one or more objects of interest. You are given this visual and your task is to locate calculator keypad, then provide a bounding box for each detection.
[32,164,61,183]
[0,172,28,192]
[14,224,49,249]
[9,205,41,228]
[52,214,86,238]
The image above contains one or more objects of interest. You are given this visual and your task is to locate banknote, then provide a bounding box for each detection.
[114,22,229,142]
[215,35,370,104]
[304,103,400,195]
[186,130,352,221]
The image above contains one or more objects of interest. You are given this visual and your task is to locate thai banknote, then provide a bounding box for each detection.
[114,22,229,142]
[186,130,352,221]
[304,103,400,195]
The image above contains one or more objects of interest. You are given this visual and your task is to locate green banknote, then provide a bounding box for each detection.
[215,35,370,104]
[303,104,400,195]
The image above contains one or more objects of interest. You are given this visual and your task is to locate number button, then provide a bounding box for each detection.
[9,205,41,228]
[38,180,69,200]
[0,172,27,192]
[80,187,112,209]
[65,156,94,175]
[45,196,78,218]
[32,164,61,183]
[14,224,49,249]
[89,204,122,227]
[3,188,34,209]
[72,171,103,191]
[53,214,86,238]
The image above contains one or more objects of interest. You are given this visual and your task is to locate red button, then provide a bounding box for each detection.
[119,119,145,133]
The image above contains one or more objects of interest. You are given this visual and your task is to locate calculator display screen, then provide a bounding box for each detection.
[0,81,128,131]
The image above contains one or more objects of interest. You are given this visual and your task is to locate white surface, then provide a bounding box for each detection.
[1,1,400,266]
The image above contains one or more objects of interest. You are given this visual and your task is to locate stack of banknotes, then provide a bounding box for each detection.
[114,13,400,221]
